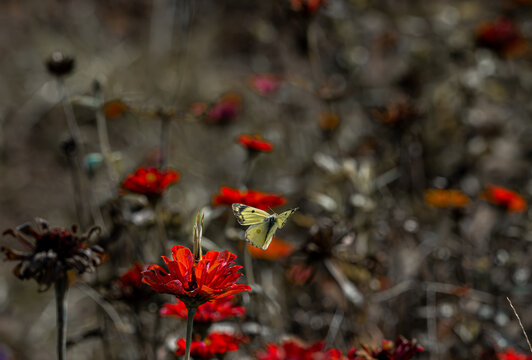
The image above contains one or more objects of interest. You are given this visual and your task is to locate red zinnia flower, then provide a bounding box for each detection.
[238,134,274,153]
[256,339,342,360]
[289,0,325,15]
[348,338,423,360]
[249,74,281,96]
[476,18,528,58]
[160,295,245,323]
[142,245,251,308]
[121,167,179,199]
[206,93,242,125]
[175,332,244,358]
[497,348,532,360]
[113,263,153,302]
[213,187,287,211]
[482,185,527,212]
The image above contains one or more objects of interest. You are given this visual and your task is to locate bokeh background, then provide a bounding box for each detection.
[2,0,532,359]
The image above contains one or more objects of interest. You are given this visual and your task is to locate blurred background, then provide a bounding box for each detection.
[2,0,532,359]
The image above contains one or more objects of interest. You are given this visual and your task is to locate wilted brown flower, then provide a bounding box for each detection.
[1,218,103,291]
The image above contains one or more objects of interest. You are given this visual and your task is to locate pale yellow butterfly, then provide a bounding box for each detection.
[231,203,298,250]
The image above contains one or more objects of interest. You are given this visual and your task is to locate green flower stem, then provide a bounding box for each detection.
[184,307,198,360]
[55,274,69,360]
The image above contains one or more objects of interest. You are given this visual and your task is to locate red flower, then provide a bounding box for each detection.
[289,0,325,15]
[476,18,528,58]
[113,263,152,302]
[160,295,245,323]
[206,93,242,125]
[482,185,527,212]
[213,187,286,211]
[497,349,532,360]
[348,338,423,360]
[249,74,281,96]
[142,245,251,308]
[121,167,179,199]
[175,332,244,358]
[256,339,342,360]
[238,134,274,153]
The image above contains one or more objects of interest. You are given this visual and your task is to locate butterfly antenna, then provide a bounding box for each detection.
[268,206,278,215]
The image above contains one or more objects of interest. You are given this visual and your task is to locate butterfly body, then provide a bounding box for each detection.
[232,203,297,249]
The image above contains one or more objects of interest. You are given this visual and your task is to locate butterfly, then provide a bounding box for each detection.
[232,203,298,250]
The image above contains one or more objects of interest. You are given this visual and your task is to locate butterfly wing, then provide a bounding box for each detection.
[232,203,270,225]
[275,208,298,228]
[245,217,278,250]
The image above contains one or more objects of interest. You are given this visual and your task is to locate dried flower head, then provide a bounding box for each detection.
[46,51,75,77]
[1,218,103,291]
[142,245,251,309]
[289,0,325,15]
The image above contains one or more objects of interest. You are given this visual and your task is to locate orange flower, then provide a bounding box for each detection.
[103,100,128,119]
[319,112,340,133]
[482,185,527,212]
[237,134,274,152]
[121,167,179,199]
[476,18,528,58]
[424,189,471,208]
[142,245,251,308]
[213,187,286,211]
[247,237,294,261]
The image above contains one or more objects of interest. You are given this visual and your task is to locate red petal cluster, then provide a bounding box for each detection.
[289,0,325,15]
[476,18,528,58]
[206,93,241,125]
[497,348,532,360]
[238,134,274,153]
[249,74,281,96]
[121,167,179,198]
[160,295,245,323]
[175,332,244,358]
[482,185,527,212]
[347,338,423,360]
[213,187,286,211]
[256,340,343,360]
[142,245,251,308]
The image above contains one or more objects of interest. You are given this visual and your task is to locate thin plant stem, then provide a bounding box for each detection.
[55,274,69,360]
[159,113,171,169]
[243,246,256,285]
[507,297,532,353]
[57,79,88,229]
[184,307,198,360]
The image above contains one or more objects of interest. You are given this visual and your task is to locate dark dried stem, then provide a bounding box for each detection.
[159,113,171,169]
[55,274,69,360]
[184,306,197,360]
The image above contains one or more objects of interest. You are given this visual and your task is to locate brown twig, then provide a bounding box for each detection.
[507,297,532,353]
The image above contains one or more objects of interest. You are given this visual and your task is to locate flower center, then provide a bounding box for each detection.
[145,173,157,182]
